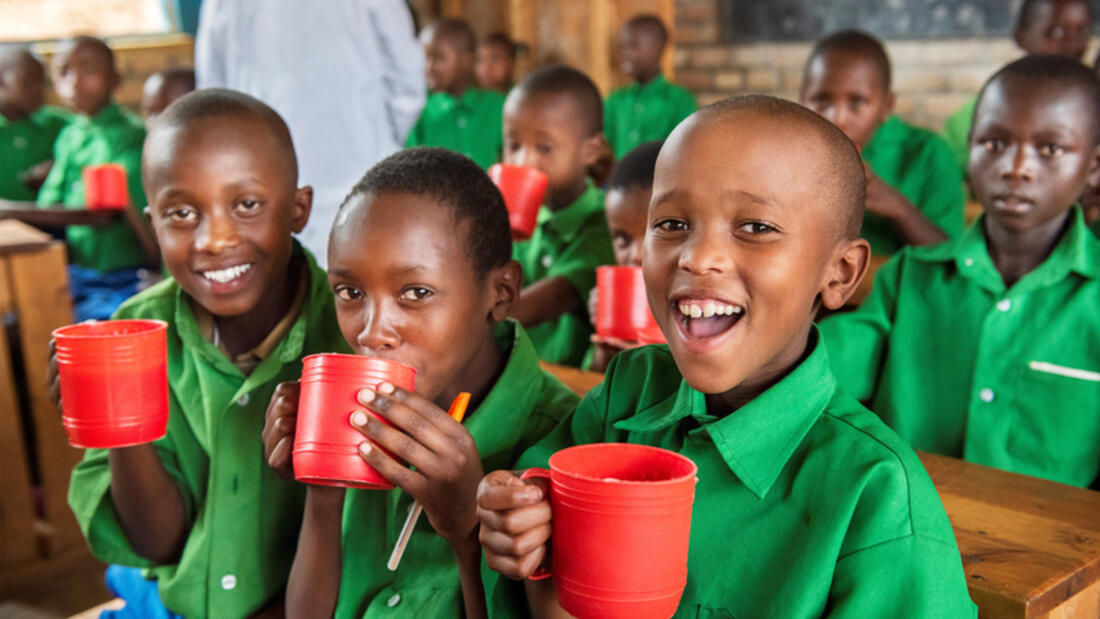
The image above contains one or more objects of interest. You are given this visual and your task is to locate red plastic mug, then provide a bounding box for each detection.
[293,354,416,490]
[596,266,662,342]
[53,319,169,449]
[523,443,697,619]
[488,164,547,240]
[82,164,130,210]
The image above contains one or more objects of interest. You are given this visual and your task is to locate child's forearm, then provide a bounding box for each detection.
[107,444,189,563]
[286,486,345,619]
[510,277,581,327]
[524,578,571,619]
[877,191,948,247]
[452,531,488,619]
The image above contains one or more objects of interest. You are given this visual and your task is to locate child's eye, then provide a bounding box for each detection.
[738,221,777,235]
[334,286,363,301]
[1038,143,1064,157]
[654,218,688,232]
[165,206,196,222]
[536,143,552,155]
[236,199,261,212]
[399,286,433,301]
[980,138,1005,152]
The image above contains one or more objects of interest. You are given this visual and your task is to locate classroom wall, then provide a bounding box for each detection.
[674,0,1100,131]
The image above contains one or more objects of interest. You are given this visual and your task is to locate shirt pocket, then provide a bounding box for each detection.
[1007,360,1100,484]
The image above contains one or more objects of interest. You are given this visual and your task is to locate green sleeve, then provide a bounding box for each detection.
[36,134,69,206]
[671,87,697,131]
[819,253,904,402]
[117,137,147,209]
[405,112,425,148]
[941,98,975,181]
[545,217,614,298]
[603,92,622,155]
[829,535,976,618]
[913,135,965,239]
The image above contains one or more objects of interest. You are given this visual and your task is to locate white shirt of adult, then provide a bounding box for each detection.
[195,0,426,266]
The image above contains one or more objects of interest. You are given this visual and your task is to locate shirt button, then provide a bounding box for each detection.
[236,393,249,406]
[221,574,237,590]
[12,136,26,149]
[540,255,553,268]
[628,130,640,141]
[964,258,974,267]
[386,593,401,607]
[634,103,644,113]
[456,117,467,129]
[979,388,995,403]
[996,299,1011,312]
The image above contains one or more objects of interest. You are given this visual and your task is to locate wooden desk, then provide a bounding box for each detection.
[920,452,1100,618]
[540,361,604,398]
[0,200,120,228]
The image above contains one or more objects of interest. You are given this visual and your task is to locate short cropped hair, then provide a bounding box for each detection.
[340,147,512,279]
[144,88,298,183]
[482,32,516,59]
[697,95,866,240]
[57,36,116,70]
[804,30,891,91]
[1016,0,1095,32]
[157,67,196,93]
[625,14,669,47]
[510,65,603,135]
[976,54,1100,145]
[608,140,663,193]
[428,18,476,55]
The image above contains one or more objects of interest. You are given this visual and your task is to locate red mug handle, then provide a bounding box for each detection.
[519,467,552,580]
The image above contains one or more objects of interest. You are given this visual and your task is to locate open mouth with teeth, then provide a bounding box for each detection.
[673,298,745,339]
[202,263,253,285]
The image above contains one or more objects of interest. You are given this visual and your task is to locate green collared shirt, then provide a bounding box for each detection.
[604,74,696,159]
[334,320,579,618]
[37,102,148,272]
[405,88,505,169]
[513,183,615,366]
[487,332,975,618]
[68,245,351,619]
[0,105,70,201]
[941,96,978,182]
[821,208,1100,487]
[863,115,965,255]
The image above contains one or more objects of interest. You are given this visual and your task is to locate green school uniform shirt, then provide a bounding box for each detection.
[513,183,615,366]
[821,208,1100,487]
[863,115,965,255]
[486,332,976,618]
[333,320,579,618]
[37,102,148,272]
[941,96,978,181]
[604,74,696,159]
[68,245,351,619]
[0,105,70,201]
[404,88,505,169]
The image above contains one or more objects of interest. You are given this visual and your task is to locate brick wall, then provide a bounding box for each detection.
[674,0,1100,131]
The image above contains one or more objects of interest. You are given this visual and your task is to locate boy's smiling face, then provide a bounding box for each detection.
[969,77,1100,234]
[618,24,663,82]
[645,110,866,396]
[52,40,118,117]
[606,186,650,267]
[800,51,893,148]
[503,91,601,208]
[1014,0,1092,60]
[143,115,311,318]
[327,192,518,408]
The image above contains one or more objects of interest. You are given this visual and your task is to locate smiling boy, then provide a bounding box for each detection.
[64,89,349,618]
[822,56,1100,488]
[477,96,975,617]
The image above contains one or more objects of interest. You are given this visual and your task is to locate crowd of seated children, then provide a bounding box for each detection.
[37,36,157,321]
[800,30,964,255]
[0,46,69,201]
[604,14,696,159]
[405,18,505,170]
[942,0,1095,180]
[60,89,351,619]
[822,56,1100,490]
[141,67,195,122]
[584,140,662,372]
[261,147,579,618]
[475,32,516,93]
[478,95,977,618]
[503,65,616,367]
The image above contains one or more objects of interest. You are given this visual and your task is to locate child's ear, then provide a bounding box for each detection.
[820,238,871,310]
[487,260,524,322]
[880,91,896,124]
[581,133,607,168]
[291,185,313,234]
[1087,143,1100,188]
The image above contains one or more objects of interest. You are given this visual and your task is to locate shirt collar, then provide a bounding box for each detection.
[917,206,1097,293]
[630,73,668,94]
[464,320,544,460]
[614,329,836,499]
[537,182,604,243]
[73,102,124,127]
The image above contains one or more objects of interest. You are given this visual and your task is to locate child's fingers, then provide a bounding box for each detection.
[480,522,551,565]
[477,471,545,510]
[356,386,458,455]
[359,384,460,435]
[348,409,441,477]
[265,381,300,424]
[478,499,552,537]
[267,435,294,479]
[484,544,547,581]
[355,438,421,491]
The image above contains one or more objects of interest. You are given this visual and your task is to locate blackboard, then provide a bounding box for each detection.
[721,0,1099,42]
